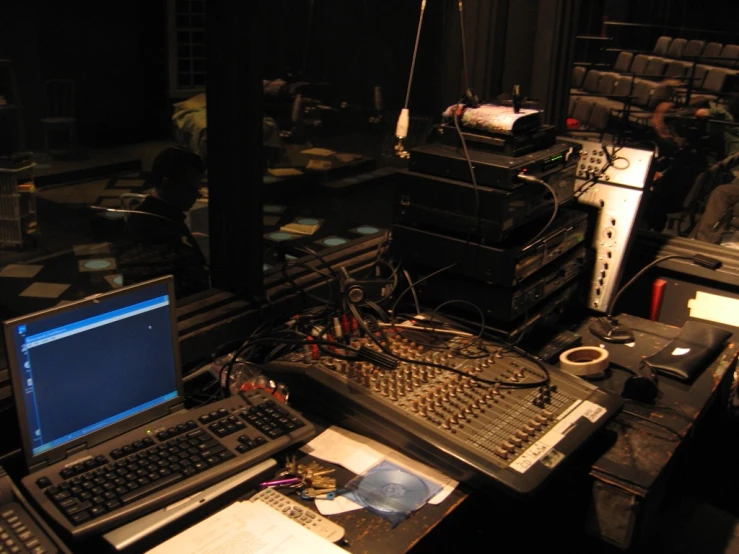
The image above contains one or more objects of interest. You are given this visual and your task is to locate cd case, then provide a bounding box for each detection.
[343,459,442,526]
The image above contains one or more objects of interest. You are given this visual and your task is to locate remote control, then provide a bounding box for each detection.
[248,487,345,543]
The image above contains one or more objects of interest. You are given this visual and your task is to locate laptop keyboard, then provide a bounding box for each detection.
[25,390,315,540]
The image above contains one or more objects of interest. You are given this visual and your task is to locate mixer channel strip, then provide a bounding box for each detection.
[265,330,622,496]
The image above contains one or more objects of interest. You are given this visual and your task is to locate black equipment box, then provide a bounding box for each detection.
[395,166,576,243]
[439,123,558,157]
[447,281,581,340]
[408,140,579,190]
[392,209,588,286]
[415,244,587,322]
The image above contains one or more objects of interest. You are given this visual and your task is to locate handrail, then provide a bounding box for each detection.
[603,21,738,39]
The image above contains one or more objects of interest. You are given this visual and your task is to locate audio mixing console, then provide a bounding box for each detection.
[263,323,622,496]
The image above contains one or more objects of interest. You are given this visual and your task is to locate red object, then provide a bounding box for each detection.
[350,316,359,332]
[341,314,350,336]
[650,279,667,321]
[566,117,580,130]
[305,336,320,359]
[239,382,287,403]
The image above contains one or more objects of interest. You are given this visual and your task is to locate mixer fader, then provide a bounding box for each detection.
[264,325,622,496]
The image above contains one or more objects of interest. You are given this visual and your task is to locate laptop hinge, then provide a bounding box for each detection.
[66,443,87,457]
[169,401,186,415]
[29,460,49,473]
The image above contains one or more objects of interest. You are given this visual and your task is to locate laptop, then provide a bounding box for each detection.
[3,275,315,541]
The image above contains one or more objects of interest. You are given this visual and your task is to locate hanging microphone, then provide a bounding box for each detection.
[395,0,427,158]
[457,1,478,108]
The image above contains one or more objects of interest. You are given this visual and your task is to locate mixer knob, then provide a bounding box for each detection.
[405,383,413,393]
[481,361,489,369]
[390,391,398,401]
[515,429,529,439]
[373,381,381,392]
[441,420,451,430]
[411,401,419,412]
[427,403,435,412]
[463,406,473,414]
[502,441,515,452]
[509,374,519,382]
[509,436,523,447]
[523,424,536,434]
[535,414,548,424]
[529,419,542,430]
[494,447,508,459]
[542,409,554,418]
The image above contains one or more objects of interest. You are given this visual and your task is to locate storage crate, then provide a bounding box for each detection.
[0,163,36,249]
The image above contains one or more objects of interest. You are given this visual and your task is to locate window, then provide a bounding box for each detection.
[168,0,206,97]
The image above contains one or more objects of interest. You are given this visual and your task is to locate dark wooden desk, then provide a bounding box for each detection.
[573,314,739,550]
[258,452,468,554]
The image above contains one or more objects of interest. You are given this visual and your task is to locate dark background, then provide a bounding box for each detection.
[1,0,738,149]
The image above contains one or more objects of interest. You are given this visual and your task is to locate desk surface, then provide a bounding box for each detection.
[576,314,738,491]
[261,453,468,554]
[572,313,738,549]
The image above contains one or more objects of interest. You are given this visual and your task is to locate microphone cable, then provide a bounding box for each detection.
[395,0,427,147]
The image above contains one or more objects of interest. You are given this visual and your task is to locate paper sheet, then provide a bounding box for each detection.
[0,264,43,278]
[147,501,344,554]
[301,426,458,514]
[268,168,304,177]
[301,147,336,156]
[314,495,364,515]
[688,291,739,328]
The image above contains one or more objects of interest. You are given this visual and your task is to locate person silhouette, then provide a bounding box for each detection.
[119,147,209,297]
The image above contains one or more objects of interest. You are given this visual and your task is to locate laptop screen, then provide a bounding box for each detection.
[3,276,182,466]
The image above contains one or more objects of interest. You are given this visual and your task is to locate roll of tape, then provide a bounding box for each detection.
[559,346,609,378]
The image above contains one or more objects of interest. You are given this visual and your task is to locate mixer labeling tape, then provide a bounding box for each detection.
[510,400,607,473]
[559,346,609,378]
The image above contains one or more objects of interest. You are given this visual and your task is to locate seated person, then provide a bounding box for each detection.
[695,98,739,158]
[647,98,711,231]
[119,147,209,298]
[693,180,739,244]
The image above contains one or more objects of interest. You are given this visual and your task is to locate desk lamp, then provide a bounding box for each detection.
[590,253,722,343]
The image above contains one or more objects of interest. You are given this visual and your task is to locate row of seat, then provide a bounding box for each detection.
[648,36,739,68]
[573,64,732,109]
[605,51,736,92]
[568,66,707,133]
